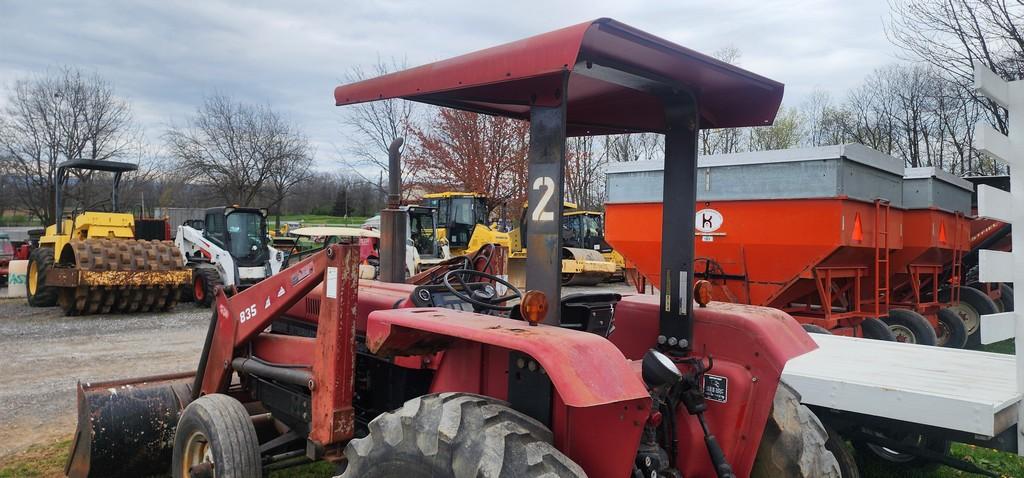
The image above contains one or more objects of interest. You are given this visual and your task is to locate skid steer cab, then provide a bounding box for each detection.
[175,206,284,306]
[66,18,836,478]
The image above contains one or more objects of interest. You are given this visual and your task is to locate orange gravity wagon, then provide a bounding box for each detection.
[606,144,961,345]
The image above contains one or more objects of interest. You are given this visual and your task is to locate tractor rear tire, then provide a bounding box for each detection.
[340,392,585,478]
[192,268,221,308]
[171,393,261,478]
[859,318,896,341]
[823,424,861,478]
[882,309,937,346]
[801,324,833,335]
[26,247,58,307]
[751,382,840,478]
[936,308,968,348]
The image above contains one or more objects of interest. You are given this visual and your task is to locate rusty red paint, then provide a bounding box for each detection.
[366,307,650,408]
[333,18,783,134]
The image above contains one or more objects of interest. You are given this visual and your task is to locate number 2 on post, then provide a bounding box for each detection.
[532,176,555,222]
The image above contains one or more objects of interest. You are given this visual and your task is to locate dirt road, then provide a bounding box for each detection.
[0,296,209,459]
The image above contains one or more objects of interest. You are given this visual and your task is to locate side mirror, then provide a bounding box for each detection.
[642,349,682,395]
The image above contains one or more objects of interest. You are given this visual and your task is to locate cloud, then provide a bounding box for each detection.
[0,0,900,171]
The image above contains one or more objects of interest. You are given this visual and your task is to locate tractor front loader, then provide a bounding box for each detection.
[66,19,838,478]
[27,159,190,315]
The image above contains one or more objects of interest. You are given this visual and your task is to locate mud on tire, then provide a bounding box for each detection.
[341,392,585,478]
[751,381,841,478]
[192,267,222,307]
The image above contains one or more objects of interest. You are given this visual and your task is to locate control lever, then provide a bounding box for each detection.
[676,357,735,478]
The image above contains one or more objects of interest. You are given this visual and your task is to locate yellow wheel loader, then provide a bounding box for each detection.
[421,192,614,286]
[26,159,191,315]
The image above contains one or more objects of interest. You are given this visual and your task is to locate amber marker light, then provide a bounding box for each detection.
[693,280,712,308]
[520,290,549,326]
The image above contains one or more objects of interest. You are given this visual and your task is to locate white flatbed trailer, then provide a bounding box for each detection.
[785,334,1019,440]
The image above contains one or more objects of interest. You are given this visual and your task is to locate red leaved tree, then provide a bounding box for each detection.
[405,108,529,213]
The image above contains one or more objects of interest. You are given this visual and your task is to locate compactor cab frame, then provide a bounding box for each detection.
[67,19,835,478]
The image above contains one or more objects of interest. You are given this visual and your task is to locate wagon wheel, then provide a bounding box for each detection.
[882,309,937,346]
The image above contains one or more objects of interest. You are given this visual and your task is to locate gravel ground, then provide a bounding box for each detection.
[0,294,209,459]
[0,280,636,461]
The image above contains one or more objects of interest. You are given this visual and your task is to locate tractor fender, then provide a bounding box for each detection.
[365,307,650,408]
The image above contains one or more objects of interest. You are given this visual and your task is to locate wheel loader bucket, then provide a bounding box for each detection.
[66,372,194,478]
[561,247,616,286]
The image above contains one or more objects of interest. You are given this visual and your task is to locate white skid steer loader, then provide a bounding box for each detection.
[175,206,285,306]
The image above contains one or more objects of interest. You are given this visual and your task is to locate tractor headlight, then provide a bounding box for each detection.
[276,251,283,262]
[641,349,682,394]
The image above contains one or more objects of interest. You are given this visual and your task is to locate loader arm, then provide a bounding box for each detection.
[197,245,355,396]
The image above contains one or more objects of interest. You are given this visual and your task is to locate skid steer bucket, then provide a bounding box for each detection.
[66,372,194,478]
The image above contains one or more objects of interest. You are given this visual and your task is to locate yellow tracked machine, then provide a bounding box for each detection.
[26,160,191,315]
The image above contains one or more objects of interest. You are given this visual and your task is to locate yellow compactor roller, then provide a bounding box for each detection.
[26,160,191,315]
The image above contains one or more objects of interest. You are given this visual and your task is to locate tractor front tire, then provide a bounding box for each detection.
[341,392,585,478]
[936,308,968,348]
[26,247,57,307]
[860,318,896,341]
[883,309,937,346]
[751,382,841,478]
[192,268,221,308]
[171,394,261,478]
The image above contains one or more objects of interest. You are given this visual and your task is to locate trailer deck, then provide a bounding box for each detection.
[784,334,1019,437]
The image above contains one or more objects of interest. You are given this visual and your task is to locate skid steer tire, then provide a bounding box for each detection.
[341,392,586,478]
[751,382,840,478]
[26,247,58,307]
[883,309,937,346]
[192,268,221,308]
[171,393,261,478]
[859,318,896,341]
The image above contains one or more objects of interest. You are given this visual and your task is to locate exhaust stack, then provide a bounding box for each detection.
[379,138,407,283]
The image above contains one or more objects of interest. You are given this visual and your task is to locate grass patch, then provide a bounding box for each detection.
[0,438,69,478]
[0,436,335,478]
[984,339,1015,355]
[278,215,367,226]
[0,214,40,226]
[856,443,1024,477]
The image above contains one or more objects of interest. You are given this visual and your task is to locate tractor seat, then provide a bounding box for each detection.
[556,293,621,337]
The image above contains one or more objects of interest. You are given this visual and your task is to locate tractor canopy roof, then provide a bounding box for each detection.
[57,159,138,173]
[334,18,784,135]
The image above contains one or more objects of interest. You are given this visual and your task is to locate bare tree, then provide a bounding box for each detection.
[889,0,1024,135]
[603,133,664,162]
[266,144,314,229]
[565,136,606,209]
[701,46,747,154]
[340,58,418,194]
[747,106,805,151]
[165,95,312,207]
[0,67,142,223]
[801,90,854,147]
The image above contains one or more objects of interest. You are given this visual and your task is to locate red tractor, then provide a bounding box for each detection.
[66,19,838,478]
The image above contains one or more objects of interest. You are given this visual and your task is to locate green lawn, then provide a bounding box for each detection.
[0,214,41,226]
[277,214,367,226]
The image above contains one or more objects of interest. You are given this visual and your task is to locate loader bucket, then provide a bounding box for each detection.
[66,372,194,478]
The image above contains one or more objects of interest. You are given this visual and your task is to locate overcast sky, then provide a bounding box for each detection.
[0,0,901,170]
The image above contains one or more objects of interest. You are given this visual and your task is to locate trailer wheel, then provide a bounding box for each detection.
[859,318,895,341]
[882,309,937,346]
[752,382,840,478]
[952,286,1000,349]
[26,247,58,307]
[936,308,968,348]
[341,392,585,478]
[192,268,221,307]
[853,431,948,472]
[801,324,833,335]
[998,284,1014,312]
[171,393,261,478]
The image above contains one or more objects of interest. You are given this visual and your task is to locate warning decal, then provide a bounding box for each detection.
[703,374,728,403]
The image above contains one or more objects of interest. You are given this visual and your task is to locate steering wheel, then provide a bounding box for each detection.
[442,269,522,312]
